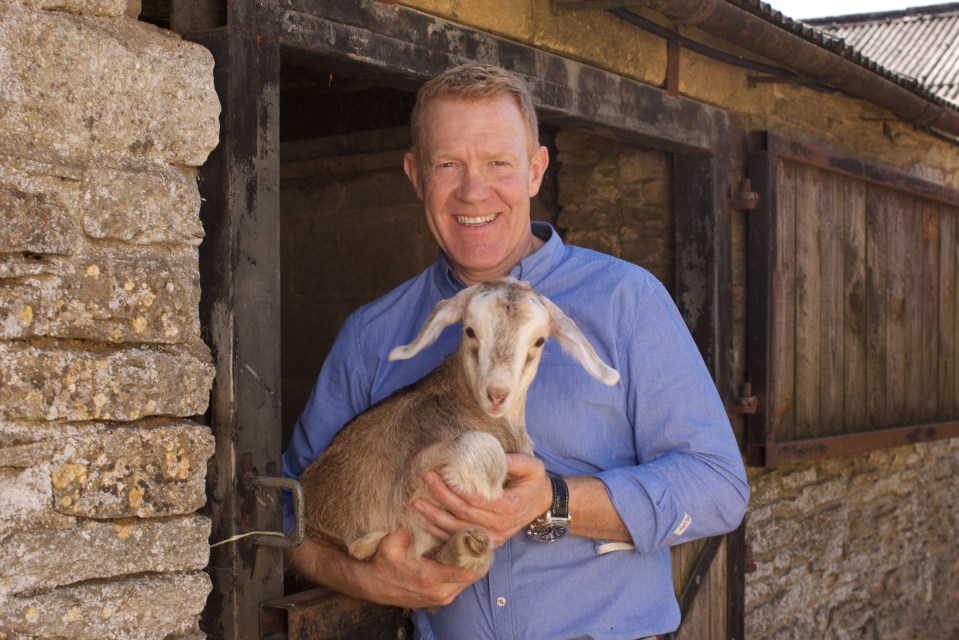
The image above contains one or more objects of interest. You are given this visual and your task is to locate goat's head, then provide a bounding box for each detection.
[389,278,620,418]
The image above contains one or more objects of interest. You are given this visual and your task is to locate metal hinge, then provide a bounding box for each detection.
[728,382,757,415]
[727,179,760,211]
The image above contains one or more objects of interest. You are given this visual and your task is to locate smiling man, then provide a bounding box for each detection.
[283,64,749,640]
[403,84,549,286]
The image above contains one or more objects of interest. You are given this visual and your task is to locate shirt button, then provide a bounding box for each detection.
[496,596,507,607]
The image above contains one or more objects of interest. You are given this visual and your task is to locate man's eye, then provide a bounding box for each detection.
[534,337,545,347]
[465,327,476,338]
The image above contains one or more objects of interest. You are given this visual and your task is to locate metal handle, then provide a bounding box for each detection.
[248,475,305,548]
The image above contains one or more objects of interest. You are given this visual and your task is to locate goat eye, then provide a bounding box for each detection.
[465,327,476,339]
[534,337,546,347]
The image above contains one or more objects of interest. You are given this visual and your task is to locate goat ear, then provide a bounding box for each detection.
[544,297,620,386]
[389,289,470,361]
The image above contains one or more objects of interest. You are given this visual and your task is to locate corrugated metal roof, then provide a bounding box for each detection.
[807,3,959,108]
[724,1,959,116]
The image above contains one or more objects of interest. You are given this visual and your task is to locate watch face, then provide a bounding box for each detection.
[527,519,570,543]
[533,523,569,543]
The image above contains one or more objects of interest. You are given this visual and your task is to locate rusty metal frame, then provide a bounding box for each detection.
[261,588,412,640]
[746,131,959,467]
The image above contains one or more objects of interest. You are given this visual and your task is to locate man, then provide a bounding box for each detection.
[283,63,749,639]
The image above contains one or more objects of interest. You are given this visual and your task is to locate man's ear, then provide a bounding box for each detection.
[404,151,425,201]
[528,145,549,197]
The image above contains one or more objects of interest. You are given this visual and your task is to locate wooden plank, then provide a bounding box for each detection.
[897,194,936,425]
[794,163,822,438]
[187,27,285,640]
[709,537,728,639]
[952,207,959,417]
[772,158,797,443]
[765,420,959,465]
[763,132,959,209]
[886,190,908,427]
[820,170,844,436]
[941,208,957,417]
[745,141,778,463]
[677,536,723,638]
[726,525,746,640]
[920,201,940,421]
[842,177,868,431]
[259,1,728,155]
[865,186,888,429]
[673,153,732,393]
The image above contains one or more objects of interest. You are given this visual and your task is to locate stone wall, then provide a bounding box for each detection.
[553,129,672,288]
[745,439,959,638]
[0,0,220,638]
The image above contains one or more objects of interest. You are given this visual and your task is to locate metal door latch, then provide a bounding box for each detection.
[245,474,305,548]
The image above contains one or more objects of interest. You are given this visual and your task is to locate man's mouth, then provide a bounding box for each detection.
[455,214,498,226]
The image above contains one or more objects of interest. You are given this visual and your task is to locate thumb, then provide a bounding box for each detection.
[505,453,544,480]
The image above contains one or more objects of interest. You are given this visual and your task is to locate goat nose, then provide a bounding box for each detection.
[487,388,509,409]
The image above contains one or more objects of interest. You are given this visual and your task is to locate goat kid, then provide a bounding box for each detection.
[300,278,619,577]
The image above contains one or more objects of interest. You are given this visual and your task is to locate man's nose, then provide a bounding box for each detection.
[456,165,490,201]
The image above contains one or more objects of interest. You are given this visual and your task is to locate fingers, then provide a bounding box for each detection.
[412,497,455,542]
[365,528,479,609]
[418,461,547,547]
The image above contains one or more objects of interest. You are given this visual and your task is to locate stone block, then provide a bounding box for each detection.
[0,514,210,599]
[0,2,219,166]
[82,165,204,245]
[0,248,201,343]
[12,0,138,18]
[49,422,214,518]
[0,341,214,421]
[0,421,212,533]
[0,186,78,254]
[0,572,210,640]
[0,465,77,539]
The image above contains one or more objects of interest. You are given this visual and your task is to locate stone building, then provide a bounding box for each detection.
[1,0,957,639]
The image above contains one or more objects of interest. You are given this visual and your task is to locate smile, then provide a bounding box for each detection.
[455,214,498,226]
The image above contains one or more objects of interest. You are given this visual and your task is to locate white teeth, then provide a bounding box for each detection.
[456,214,497,226]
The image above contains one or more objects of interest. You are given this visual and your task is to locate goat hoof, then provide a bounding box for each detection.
[465,530,490,556]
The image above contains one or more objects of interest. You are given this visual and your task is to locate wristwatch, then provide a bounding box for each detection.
[525,473,571,542]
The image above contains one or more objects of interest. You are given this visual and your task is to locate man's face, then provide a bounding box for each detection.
[404,95,549,285]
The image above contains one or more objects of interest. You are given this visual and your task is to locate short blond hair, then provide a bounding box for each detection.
[409,63,540,162]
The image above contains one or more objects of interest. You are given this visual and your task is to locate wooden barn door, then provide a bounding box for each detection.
[746,132,959,467]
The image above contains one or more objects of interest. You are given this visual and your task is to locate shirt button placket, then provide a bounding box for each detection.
[489,541,515,639]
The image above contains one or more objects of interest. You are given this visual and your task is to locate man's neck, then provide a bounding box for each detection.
[453,234,545,286]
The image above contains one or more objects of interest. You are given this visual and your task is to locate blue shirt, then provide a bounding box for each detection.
[282,222,749,640]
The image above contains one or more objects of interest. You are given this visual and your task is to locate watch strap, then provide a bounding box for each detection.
[547,473,569,518]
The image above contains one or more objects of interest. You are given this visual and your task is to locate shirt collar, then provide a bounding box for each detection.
[433,222,564,295]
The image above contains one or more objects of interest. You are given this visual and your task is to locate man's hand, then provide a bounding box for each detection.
[412,453,554,548]
[286,528,481,610]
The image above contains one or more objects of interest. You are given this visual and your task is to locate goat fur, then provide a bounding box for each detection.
[300,278,619,575]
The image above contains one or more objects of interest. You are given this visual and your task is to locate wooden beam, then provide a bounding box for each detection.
[185,23,285,640]
[255,0,728,154]
[766,421,959,466]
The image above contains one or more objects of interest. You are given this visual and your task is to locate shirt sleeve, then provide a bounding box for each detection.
[595,278,749,554]
[281,310,372,535]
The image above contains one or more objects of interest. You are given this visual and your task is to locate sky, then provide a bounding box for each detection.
[766,0,930,19]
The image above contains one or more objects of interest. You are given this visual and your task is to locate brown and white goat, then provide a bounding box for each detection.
[300,278,619,576]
